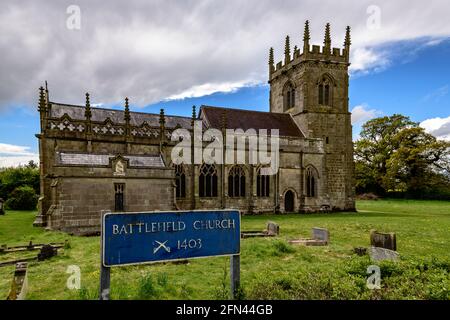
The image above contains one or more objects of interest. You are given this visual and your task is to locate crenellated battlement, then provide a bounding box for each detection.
[269,21,351,81]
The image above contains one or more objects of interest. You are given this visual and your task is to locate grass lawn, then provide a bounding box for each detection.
[0,199,449,300]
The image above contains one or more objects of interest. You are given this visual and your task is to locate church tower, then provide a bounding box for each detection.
[268,21,355,211]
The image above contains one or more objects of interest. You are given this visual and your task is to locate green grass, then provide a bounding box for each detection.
[0,199,449,300]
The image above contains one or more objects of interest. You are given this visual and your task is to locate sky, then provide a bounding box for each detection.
[1,0,450,167]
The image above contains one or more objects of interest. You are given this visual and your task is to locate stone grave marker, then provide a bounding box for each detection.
[370,230,396,251]
[267,221,280,236]
[6,262,28,300]
[369,246,400,262]
[289,227,329,246]
[312,227,329,244]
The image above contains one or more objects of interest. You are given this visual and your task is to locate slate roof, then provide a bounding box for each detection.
[200,105,304,138]
[56,152,165,167]
[49,102,192,129]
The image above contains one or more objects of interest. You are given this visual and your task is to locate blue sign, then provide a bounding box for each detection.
[102,210,240,267]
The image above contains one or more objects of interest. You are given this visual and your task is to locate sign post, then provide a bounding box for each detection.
[100,210,240,299]
[99,210,111,300]
[230,254,240,299]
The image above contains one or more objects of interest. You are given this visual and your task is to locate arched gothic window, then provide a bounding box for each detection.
[174,164,186,198]
[228,166,246,197]
[318,76,332,106]
[306,166,318,198]
[199,164,218,197]
[256,166,270,197]
[283,82,295,111]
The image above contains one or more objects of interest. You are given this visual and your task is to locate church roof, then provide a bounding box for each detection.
[49,102,192,129]
[200,105,304,138]
[56,152,165,167]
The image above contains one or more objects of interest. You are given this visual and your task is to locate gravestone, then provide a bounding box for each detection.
[312,227,329,244]
[267,221,280,236]
[370,230,396,251]
[369,246,400,262]
[7,262,28,300]
[37,245,57,261]
[288,227,329,246]
[0,198,5,215]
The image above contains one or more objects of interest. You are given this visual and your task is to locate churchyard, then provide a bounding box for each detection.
[0,199,449,300]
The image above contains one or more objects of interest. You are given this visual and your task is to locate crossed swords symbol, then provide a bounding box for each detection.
[153,240,170,254]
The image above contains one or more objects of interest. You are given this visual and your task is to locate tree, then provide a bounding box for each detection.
[4,185,38,210]
[26,160,38,169]
[0,166,40,201]
[355,114,450,198]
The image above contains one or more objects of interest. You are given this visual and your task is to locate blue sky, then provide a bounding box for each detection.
[1,1,450,167]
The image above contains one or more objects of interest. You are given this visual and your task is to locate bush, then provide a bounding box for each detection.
[137,274,157,299]
[0,165,40,200]
[247,256,450,300]
[5,186,38,210]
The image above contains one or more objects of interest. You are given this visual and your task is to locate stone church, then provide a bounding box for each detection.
[34,21,355,234]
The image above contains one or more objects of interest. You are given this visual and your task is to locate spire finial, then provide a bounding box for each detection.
[344,26,351,47]
[284,35,291,64]
[344,26,351,61]
[269,47,274,75]
[191,105,196,126]
[303,20,310,55]
[124,97,130,122]
[303,20,310,43]
[221,110,227,130]
[324,23,331,55]
[38,86,46,112]
[44,80,49,102]
[85,92,91,120]
[159,108,165,126]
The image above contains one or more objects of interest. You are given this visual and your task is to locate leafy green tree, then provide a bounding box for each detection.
[355,114,450,197]
[5,185,38,210]
[0,166,40,200]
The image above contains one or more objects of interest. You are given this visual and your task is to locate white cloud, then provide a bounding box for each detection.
[420,116,450,141]
[0,155,39,168]
[166,80,260,100]
[0,143,39,167]
[1,0,450,109]
[349,47,390,75]
[0,143,35,156]
[351,104,382,124]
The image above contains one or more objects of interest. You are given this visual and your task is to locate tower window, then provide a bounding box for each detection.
[256,166,270,197]
[283,82,295,111]
[306,167,318,198]
[228,165,246,197]
[114,183,125,211]
[318,76,332,106]
[174,164,186,198]
[199,163,218,197]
